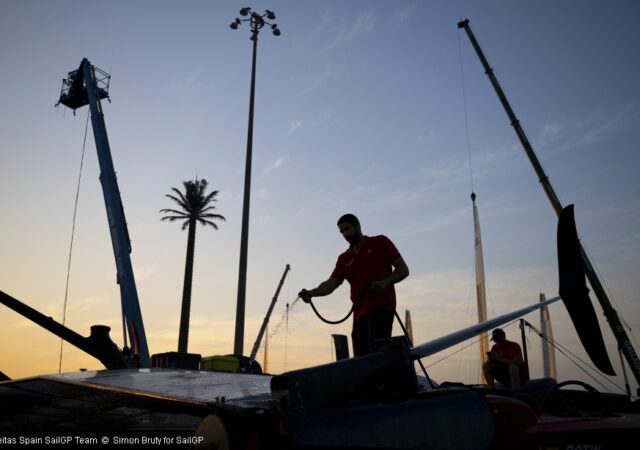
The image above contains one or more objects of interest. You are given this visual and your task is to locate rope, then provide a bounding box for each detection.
[58,109,90,374]
[426,335,483,369]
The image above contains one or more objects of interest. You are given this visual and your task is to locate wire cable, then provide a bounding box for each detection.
[523,320,629,396]
[458,26,475,194]
[58,109,90,374]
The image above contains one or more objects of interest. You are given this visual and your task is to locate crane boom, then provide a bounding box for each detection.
[249,264,290,362]
[458,19,640,385]
[57,58,150,367]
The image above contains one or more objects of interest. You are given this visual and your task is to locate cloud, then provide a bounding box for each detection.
[217,189,233,202]
[418,129,436,145]
[288,120,303,135]
[286,111,337,139]
[394,4,417,24]
[256,187,269,198]
[323,11,375,52]
[135,265,159,282]
[538,107,637,155]
[300,62,347,93]
[178,66,204,88]
[73,295,109,311]
[254,214,274,225]
[263,156,288,175]
[580,108,635,144]
[312,8,336,37]
[539,121,565,143]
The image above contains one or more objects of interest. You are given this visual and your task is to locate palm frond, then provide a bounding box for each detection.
[199,213,226,221]
[165,192,189,211]
[160,178,225,231]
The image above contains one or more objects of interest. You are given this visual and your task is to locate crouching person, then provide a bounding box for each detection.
[483,328,528,389]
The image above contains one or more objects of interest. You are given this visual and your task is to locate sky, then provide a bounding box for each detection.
[1,0,639,396]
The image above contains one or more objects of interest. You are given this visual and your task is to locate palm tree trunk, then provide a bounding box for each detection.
[177,218,197,353]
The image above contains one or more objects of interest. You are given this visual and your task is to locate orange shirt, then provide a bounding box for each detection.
[491,340,525,369]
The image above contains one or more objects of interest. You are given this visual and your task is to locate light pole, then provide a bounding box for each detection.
[230,7,281,356]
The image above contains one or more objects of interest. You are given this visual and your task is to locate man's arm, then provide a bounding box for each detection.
[495,354,523,366]
[371,256,409,292]
[299,277,342,302]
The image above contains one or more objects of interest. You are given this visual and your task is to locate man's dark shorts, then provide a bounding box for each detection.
[492,362,527,387]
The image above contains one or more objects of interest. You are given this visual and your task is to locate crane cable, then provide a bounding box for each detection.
[58,110,90,374]
[458,24,475,195]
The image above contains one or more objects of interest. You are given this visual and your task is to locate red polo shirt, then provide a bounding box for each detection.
[330,235,401,320]
[491,341,525,370]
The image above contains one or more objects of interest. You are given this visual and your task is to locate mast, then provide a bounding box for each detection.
[405,310,414,344]
[56,59,150,367]
[539,293,557,378]
[471,193,490,381]
[458,19,640,385]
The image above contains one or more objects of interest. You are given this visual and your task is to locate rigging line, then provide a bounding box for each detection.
[525,320,628,395]
[458,26,475,194]
[426,335,482,369]
[425,318,521,369]
[581,242,640,347]
[58,109,91,374]
[537,331,627,395]
[547,336,622,394]
[527,320,624,393]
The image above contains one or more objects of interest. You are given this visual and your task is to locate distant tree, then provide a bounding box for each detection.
[160,179,225,353]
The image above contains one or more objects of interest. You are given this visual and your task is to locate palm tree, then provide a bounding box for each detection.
[160,178,225,353]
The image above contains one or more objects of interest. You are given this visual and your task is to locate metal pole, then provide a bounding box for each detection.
[458,19,640,385]
[234,30,259,356]
[519,319,530,377]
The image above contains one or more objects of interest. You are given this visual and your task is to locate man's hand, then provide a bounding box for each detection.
[370,279,389,292]
[298,289,312,303]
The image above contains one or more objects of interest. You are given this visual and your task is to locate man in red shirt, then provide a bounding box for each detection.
[483,328,527,389]
[299,214,409,356]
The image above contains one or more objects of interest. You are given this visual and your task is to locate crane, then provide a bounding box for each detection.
[56,58,150,367]
[458,19,640,389]
[249,264,290,363]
